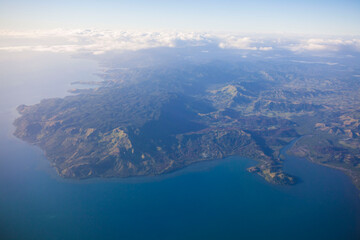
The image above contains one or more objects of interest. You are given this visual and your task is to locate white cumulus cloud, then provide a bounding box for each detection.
[286,38,360,52]
[0,29,359,54]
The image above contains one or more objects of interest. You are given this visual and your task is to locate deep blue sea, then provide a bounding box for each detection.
[0,52,360,240]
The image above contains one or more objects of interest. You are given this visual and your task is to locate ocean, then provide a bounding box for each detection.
[0,52,359,240]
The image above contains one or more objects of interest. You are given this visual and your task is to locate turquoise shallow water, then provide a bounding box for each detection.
[0,52,360,240]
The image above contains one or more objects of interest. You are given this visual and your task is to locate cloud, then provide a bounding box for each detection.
[0,30,217,54]
[286,38,360,52]
[218,37,257,50]
[0,29,187,53]
[217,36,273,51]
[0,29,359,54]
[258,46,273,51]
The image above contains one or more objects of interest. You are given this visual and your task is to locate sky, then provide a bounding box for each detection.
[0,0,359,35]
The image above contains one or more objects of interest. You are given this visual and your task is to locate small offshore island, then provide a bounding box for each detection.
[13,52,360,189]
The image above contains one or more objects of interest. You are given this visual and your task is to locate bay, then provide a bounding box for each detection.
[0,52,359,240]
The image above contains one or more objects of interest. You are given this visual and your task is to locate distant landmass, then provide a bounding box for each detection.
[13,50,360,189]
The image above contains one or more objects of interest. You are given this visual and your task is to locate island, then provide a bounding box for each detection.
[13,56,360,189]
